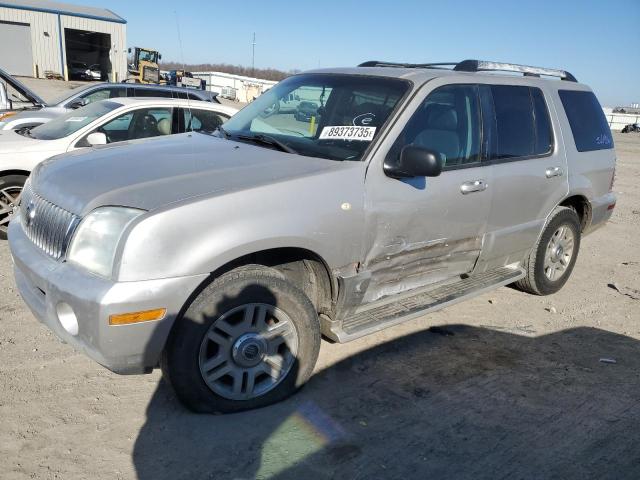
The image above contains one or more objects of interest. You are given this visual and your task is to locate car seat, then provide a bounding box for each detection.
[412,104,461,165]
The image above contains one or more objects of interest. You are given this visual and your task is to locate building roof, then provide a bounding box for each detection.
[0,0,126,23]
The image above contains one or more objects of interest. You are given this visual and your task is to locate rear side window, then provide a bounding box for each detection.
[532,89,553,154]
[558,90,613,152]
[491,85,535,159]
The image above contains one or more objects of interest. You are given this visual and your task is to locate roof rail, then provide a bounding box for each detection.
[357,59,578,82]
[454,60,577,82]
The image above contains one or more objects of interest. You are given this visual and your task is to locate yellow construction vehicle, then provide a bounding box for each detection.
[127,47,163,84]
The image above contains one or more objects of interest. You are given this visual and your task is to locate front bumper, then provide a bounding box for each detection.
[8,218,208,374]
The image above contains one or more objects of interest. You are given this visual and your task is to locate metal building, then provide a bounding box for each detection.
[0,0,127,81]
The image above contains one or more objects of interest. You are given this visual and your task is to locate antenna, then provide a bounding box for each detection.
[251,33,256,77]
[175,10,193,131]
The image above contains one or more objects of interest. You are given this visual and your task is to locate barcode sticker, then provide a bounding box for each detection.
[319,125,376,141]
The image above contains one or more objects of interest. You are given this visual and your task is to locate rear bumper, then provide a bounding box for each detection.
[8,217,208,374]
[585,192,617,235]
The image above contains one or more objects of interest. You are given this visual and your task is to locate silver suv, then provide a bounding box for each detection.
[8,60,617,413]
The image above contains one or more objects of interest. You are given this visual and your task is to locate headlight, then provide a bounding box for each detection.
[67,207,144,278]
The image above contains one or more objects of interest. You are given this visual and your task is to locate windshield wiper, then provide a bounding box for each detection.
[236,134,298,154]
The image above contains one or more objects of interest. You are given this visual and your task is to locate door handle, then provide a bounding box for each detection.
[545,166,564,178]
[460,179,488,194]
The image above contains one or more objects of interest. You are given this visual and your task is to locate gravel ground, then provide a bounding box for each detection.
[0,87,639,480]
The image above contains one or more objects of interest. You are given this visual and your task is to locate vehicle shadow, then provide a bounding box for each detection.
[133,286,640,480]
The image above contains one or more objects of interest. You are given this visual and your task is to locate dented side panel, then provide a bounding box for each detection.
[357,77,495,304]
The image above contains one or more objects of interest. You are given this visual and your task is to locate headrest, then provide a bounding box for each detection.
[425,104,458,131]
[157,118,171,135]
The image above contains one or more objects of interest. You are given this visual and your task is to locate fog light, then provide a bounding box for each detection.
[56,302,79,336]
[109,308,166,326]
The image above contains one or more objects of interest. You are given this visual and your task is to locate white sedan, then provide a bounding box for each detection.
[0,97,238,238]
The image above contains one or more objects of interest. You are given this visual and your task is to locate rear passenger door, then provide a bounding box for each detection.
[476,84,568,270]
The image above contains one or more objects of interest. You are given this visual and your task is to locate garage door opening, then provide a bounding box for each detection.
[64,28,111,81]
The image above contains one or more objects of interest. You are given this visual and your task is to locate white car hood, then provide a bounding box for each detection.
[0,129,64,153]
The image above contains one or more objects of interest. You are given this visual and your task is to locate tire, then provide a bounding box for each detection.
[0,174,27,240]
[514,206,581,295]
[161,265,321,413]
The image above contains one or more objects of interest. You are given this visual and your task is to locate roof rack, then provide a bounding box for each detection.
[358,59,577,82]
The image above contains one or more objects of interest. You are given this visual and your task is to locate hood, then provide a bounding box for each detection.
[31,133,347,215]
[0,128,61,153]
[2,107,64,126]
[0,68,47,108]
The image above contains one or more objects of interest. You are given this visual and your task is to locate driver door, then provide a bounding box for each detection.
[361,83,493,303]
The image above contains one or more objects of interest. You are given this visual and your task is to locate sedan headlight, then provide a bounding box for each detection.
[67,207,145,278]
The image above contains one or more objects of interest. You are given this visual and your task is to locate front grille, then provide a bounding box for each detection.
[20,183,80,260]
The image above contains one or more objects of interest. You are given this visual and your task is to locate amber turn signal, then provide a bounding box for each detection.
[109,308,167,325]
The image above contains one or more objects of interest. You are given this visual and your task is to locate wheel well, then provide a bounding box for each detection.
[0,169,30,179]
[559,195,591,232]
[208,248,336,317]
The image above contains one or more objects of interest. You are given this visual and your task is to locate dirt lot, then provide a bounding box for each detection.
[1,127,639,479]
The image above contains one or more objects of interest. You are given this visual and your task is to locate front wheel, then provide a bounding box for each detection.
[0,175,27,240]
[162,265,321,413]
[514,207,581,295]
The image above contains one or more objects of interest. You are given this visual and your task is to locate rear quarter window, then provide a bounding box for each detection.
[558,90,613,152]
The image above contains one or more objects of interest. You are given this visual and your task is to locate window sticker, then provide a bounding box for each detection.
[319,125,376,141]
[65,116,87,122]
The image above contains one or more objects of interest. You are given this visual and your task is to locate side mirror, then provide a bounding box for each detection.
[68,98,88,109]
[86,132,107,146]
[159,54,162,60]
[384,145,443,179]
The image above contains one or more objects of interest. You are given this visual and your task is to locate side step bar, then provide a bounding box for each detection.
[325,267,525,343]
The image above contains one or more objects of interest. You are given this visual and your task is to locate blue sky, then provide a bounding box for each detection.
[76,0,638,106]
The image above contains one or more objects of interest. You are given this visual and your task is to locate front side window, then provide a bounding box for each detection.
[76,87,126,106]
[95,107,173,143]
[388,84,482,168]
[558,90,613,152]
[30,101,120,140]
[221,74,409,161]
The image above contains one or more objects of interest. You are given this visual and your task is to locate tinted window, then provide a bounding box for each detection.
[75,86,126,105]
[491,85,535,159]
[132,88,173,98]
[388,84,481,168]
[532,89,553,155]
[559,90,613,152]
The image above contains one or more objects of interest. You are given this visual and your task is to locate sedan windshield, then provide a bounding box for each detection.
[30,101,120,140]
[222,74,410,161]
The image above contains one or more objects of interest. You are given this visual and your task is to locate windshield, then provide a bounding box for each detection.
[139,50,158,63]
[30,101,120,140]
[49,84,99,106]
[222,74,410,161]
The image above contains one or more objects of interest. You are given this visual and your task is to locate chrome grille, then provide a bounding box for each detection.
[20,183,80,260]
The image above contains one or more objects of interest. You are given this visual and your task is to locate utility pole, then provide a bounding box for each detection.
[251,32,256,77]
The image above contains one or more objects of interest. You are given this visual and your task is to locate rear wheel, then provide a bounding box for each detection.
[0,175,27,240]
[515,207,581,295]
[162,265,321,413]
